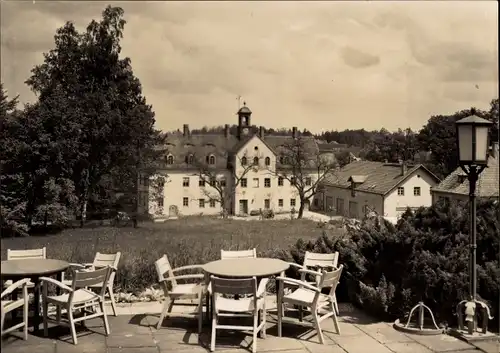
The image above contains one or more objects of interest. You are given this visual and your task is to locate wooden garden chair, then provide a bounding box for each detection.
[210,276,268,353]
[61,252,121,316]
[220,248,257,260]
[280,251,340,315]
[5,247,47,288]
[1,278,30,340]
[40,266,112,345]
[276,265,343,344]
[155,254,206,333]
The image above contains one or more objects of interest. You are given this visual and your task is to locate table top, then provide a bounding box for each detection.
[202,258,289,278]
[1,259,69,278]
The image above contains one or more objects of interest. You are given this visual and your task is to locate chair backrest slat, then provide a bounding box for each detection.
[7,247,46,260]
[220,248,257,260]
[155,254,176,290]
[93,252,121,285]
[73,266,112,290]
[318,265,343,294]
[211,276,256,296]
[303,251,339,269]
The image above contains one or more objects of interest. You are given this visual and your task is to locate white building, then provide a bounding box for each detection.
[138,103,325,219]
[316,160,441,220]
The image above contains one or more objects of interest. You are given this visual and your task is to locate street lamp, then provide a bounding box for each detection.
[455,109,493,337]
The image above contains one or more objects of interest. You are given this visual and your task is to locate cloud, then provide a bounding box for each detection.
[340,46,380,68]
[0,1,497,133]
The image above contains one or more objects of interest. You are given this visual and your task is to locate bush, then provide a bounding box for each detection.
[287,199,500,327]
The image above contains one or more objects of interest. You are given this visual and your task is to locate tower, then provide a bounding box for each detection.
[237,102,252,139]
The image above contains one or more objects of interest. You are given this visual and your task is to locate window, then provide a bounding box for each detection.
[264,178,271,188]
[413,187,421,196]
[208,155,216,165]
[278,177,284,186]
[199,178,205,187]
[397,187,405,196]
[253,178,259,188]
[157,197,164,207]
[186,154,194,164]
[183,197,189,207]
[253,157,259,166]
[199,199,205,208]
[278,199,284,207]
[209,199,216,208]
[183,177,190,187]
[264,199,270,209]
[241,178,247,188]
[290,177,296,186]
[265,157,271,166]
[144,177,149,187]
[305,177,312,186]
[290,199,296,207]
[280,156,289,164]
[210,177,216,187]
[220,178,226,187]
[166,155,174,165]
[241,157,247,166]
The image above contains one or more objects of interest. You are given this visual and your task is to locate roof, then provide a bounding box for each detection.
[431,155,499,198]
[323,160,440,195]
[153,130,321,171]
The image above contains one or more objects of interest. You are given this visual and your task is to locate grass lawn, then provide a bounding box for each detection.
[1,217,326,293]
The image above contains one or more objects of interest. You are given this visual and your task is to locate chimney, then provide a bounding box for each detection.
[259,126,265,139]
[292,126,298,139]
[490,141,499,159]
[224,124,230,138]
[400,160,407,176]
[183,124,189,137]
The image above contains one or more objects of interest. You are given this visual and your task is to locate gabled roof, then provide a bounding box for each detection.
[323,160,440,195]
[432,156,499,198]
[348,175,367,184]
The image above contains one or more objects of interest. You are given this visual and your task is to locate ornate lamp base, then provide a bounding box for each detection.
[450,299,498,342]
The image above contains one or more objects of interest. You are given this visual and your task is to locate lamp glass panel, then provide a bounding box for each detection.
[458,124,473,162]
[474,125,490,163]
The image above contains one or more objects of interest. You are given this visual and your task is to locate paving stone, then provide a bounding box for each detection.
[333,334,393,353]
[472,340,500,353]
[300,341,347,353]
[385,342,435,353]
[106,333,156,348]
[356,323,413,344]
[2,342,56,353]
[409,334,475,352]
[55,341,107,353]
[108,348,160,353]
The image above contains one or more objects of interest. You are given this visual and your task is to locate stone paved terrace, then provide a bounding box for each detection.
[1,301,499,353]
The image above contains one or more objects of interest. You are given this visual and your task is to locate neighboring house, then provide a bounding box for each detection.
[317,141,362,165]
[431,142,499,204]
[138,103,321,219]
[315,160,440,220]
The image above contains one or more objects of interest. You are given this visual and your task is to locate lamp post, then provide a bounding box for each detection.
[455,109,493,336]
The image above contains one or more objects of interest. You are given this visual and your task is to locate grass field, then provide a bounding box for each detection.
[1,217,324,293]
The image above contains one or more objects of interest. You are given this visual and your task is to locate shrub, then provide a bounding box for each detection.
[287,199,499,328]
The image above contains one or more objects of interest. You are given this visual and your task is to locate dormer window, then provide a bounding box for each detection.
[265,157,271,166]
[241,157,247,166]
[347,175,367,197]
[457,173,467,184]
[208,155,216,165]
[186,154,194,164]
[166,154,174,165]
[253,157,259,166]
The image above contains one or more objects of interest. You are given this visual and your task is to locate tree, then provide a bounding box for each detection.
[25,6,161,226]
[270,137,337,219]
[195,154,255,218]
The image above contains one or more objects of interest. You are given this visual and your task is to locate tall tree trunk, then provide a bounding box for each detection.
[80,195,87,228]
[298,199,306,219]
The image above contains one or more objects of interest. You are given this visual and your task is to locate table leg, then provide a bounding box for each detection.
[56,272,63,295]
[33,276,41,333]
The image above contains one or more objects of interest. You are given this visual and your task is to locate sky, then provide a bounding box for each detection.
[1,1,498,134]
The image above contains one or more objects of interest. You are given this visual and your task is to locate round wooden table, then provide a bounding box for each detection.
[203,258,289,278]
[202,258,289,323]
[1,259,70,332]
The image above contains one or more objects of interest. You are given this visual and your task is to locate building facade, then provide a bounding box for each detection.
[139,104,327,219]
[316,160,440,220]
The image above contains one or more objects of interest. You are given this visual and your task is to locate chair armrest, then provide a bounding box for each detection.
[256,278,269,298]
[276,276,320,293]
[172,264,204,273]
[299,268,322,277]
[67,263,87,270]
[165,274,205,282]
[1,278,31,298]
[288,262,304,270]
[39,277,73,292]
